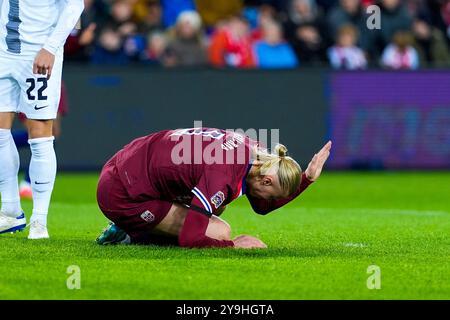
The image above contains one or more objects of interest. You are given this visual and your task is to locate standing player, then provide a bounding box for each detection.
[0,0,84,238]
[96,128,331,248]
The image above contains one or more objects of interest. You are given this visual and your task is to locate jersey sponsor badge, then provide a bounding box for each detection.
[211,191,225,209]
[140,210,155,223]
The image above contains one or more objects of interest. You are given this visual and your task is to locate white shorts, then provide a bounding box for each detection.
[0,54,63,120]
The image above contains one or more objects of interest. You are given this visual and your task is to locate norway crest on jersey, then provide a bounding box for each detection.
[211,191,225,209]
[140,210,155,223]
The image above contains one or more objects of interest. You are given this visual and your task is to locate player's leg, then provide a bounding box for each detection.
[15,112,63,200]
[0,113,21,215]
[97,202,232,245]
[26,119,56,239]
[0,113,26,234]
[16,56,63,239]
[12,124,33,199]
[0,60,25,234]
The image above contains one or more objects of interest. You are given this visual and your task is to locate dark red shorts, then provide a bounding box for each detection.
[97,159,175,244]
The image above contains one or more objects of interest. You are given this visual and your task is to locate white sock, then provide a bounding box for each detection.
[0,129,22,217]
[29,136,57,226]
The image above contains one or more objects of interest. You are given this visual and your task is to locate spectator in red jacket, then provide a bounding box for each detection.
[208,16,256,68]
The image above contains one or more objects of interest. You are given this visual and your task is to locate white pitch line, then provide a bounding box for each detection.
[342,242,367,248]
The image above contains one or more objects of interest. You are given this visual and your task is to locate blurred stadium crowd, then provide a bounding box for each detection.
[65,0,450,69]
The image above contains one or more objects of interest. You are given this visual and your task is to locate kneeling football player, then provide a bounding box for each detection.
[96,127,331,249]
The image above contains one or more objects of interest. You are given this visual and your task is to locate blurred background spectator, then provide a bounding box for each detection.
[91,26,130,64]
[326,0,372,53]
[328,24,367,69]
[283,0,328,65]
[196,0,244,31]
[134,0,164,34]
[161,0,196,27]
[62,0,450,68]
[144,31,168,65]
[163,11,208,67]
[64,0,100,61]
[372,0,413,57]
[253,20,299,68]
[381,30,419,69]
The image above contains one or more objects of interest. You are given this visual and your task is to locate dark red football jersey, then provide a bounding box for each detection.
[113,128,255,214]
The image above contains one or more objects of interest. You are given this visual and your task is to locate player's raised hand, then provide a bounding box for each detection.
[33,48,55,80]
[305,141,332,181]
[233,235,268,249]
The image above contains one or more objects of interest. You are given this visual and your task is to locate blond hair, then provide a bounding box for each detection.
[251,144,302,196]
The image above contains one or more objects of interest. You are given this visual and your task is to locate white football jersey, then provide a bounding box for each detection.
[0,0,66,57]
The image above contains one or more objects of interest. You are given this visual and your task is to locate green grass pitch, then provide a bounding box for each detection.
[0,172,449,300]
